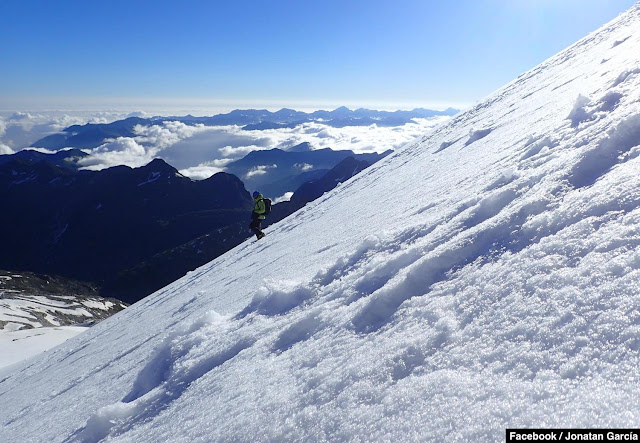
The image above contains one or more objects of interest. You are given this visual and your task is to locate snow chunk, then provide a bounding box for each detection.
[465,127,493,146]
[567,94,592,127]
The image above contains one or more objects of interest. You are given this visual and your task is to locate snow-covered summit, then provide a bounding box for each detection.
[2,4,640,442]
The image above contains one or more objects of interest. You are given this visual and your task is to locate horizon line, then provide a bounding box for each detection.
[0,96,471,115]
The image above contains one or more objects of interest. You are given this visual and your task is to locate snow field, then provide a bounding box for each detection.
[0,326,89,369]
[2,4,640,442]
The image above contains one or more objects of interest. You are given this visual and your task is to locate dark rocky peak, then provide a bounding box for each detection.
[201,172,253,207]
[132,158,188,187]
[140,158,179,174]
[30,159,74,178]
[100,164,132,176]
[202,170,245,185]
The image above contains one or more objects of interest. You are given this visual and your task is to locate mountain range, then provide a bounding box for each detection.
[31,107,458,151]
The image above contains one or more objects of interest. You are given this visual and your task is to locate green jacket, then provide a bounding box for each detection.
[253,194,266,220]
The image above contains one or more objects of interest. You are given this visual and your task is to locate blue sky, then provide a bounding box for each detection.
[0,0,637,112]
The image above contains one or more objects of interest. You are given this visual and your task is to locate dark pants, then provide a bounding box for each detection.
[249,216,264,239]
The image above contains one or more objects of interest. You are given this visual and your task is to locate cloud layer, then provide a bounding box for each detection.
[0,111,450,179]
[0,119,12,154]
[170,117,449,179]
[0,111,140,152]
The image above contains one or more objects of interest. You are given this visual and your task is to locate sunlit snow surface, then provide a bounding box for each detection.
[0,326,88,369]
[3,6,640,442]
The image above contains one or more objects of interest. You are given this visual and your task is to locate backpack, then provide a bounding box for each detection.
[263,198,272,215]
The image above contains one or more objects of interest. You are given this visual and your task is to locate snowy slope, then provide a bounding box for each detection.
[0,273,127,368]
[2,5,640,442]
[0,326,90,369]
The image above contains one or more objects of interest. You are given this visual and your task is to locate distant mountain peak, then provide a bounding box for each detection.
[275,108,298,114]
[331,106,351,114]
[289,142,313,152]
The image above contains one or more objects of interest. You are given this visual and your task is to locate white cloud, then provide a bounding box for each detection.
[219,117,449,156]
[245,164,277,179]
[315,128,333,138]
[294,163,314,171]
[21,147,57,154]
[0,143,13,155]
[219,144,267,158]
[77,138,152,170]
[133,121,206,149]
[7,112,33,121]
[75,122,221,171]
[0,116,11,153]
[0,110,132,151]
[179,159,234,180]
